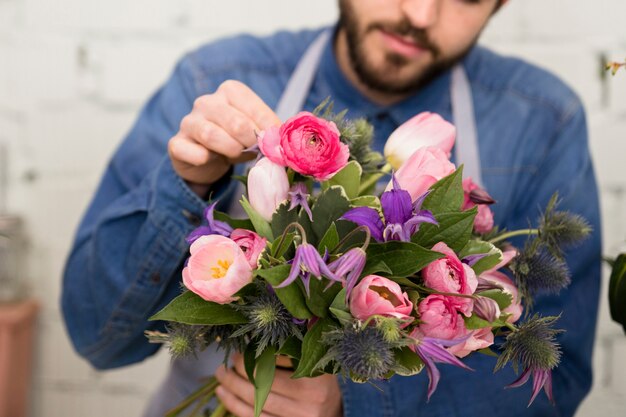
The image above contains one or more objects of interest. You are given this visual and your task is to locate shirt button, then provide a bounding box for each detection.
[150,272,161,284]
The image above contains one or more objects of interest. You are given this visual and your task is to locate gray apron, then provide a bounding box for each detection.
[142,29,482,417]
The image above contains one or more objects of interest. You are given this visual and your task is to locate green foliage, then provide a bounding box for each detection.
[412,208,477,252]
[254,346,277,417]
[392,347,424,376]
[480,289,513,311]
[363,241,445,278]
[255,265,313,320]
[271,202,299,240]
[421,166,465,213]
[318,222,339,254]
[609,253,626,333]
[305,278,342,318]
[311,186,351,243]
[459,240,504,275]
[292,318,336,378]
[214,210,254,230]
[149,291,247,325]
[326,161,362,199]
[240,196,274,240]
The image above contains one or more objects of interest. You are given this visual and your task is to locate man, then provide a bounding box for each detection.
[62,1,602,416]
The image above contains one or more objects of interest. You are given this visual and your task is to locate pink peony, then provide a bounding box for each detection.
[247,157,290,221]
[447,327,494,358]
[230,229,267,269]
[384,112,456,170]
[182,235,253,304]
[258,112,349,181]
[422,242,477,316]
[349,275,414,323]
[479,250,523,323]
[389,146,456,202]
[417,294,468,341]
[462,178,495,234]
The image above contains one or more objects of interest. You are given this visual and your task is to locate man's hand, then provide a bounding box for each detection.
[215,354,343,417]
[168,80,280,194]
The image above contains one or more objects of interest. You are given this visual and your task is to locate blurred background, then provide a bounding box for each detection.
[0,1,624,416]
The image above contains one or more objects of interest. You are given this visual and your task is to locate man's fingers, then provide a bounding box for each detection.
[181,114,246,160]
[217,80,281,130]
[216,385,277,417]
[168,135,212,167]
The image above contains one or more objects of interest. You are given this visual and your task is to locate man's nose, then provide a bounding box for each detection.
[400,0,440,29]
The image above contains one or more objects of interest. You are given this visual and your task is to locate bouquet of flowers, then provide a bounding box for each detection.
[147,101,590,417]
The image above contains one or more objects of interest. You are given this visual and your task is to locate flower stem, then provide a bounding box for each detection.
[208,401,227,417]
[488,229,539,244]
[165,377,218,417]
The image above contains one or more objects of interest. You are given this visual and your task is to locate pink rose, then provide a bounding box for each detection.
[417,294,468,341]
[230,229,267,269]
[182,235,253,304]
[247,157,289,221]
[422,242,477,315]
[258,112,349,181]
[349,275,414,323]
[479,250,523,323]
[384,112,456,170]
[389,146,456,202]
[462,178,495,234]
[447,327,494,358]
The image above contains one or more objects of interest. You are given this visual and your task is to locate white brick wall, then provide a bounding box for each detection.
[1,1,624,416]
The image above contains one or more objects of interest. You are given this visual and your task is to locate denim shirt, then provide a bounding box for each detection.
[62,27,602,417]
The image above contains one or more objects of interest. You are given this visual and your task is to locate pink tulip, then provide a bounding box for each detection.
[230,229,267,269]
[182,235,253,304]
[349,275,414,323]
[447,327,494,358]
[247,157,289,221]
[417,294,468,341]
[389,146,456,202]
[258,112,349,181]
[422,242,478,316]
[384,112,456,170]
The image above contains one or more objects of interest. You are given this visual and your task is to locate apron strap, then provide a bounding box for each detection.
[275,30,332,121]
[451,65,483,186]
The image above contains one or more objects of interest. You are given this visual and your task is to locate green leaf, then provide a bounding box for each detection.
[464,314,492,330]
[318,222,339,254]
[277,336,302,360]
[311,186,351,243]
[412,208,477,252]
[392,347,424,376]
[292,318,335,378]
[254,346,276,417]
[256,265,313,320]
[149,291,247,325]
[479,289,512,310]
[270,202,299,239]
[609,253,626,333]
[326,161,362,199]
[421,166,464,213]
[361,259,393,276]
[350,195,381,210]
[363,241,445,277]
[305,278,342,318]
[359,171,386,196]
[214,210,253,230]
[477,347,498,357]
[244,342,257,385]
[240,195,274,240]
[329,288,353,325]
[459,240,504,275]
[271,232,295,259]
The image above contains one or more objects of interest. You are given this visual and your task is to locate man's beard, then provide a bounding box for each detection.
[338,0,477,95]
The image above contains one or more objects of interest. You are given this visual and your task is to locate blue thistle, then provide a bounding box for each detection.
[510,249,570,302]
[538,193,591,257]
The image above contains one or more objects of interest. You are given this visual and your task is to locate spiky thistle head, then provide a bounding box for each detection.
[510,248,571,304]
[203,325,247,358]
[375,317,404,344]
[329,325,395,382]
[538,194,592,257]
[496,315,563,373]
[162,323,205,358]
[232,288,302,357]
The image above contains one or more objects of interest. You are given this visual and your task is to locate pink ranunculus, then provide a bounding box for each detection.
[423,242,478,315]
[462,178,495,234]
[247,157,289,221]
[182,235,253,304]
[447,327,494,358]
[258,112,349,181]
[349,275,414,323]
[389,146,456,202]
[230,229,267,269]
[384,112,456,170]
[479,250,523,323]
[417,294,468,341]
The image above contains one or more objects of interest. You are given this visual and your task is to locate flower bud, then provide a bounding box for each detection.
[247,157,289,221]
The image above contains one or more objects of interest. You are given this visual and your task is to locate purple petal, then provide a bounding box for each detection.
[505,368,531,389]
[341,207,385,242]
[186,226,214,244]
[473,296,500,323]
[420,341,472,370]
[462,253,489,267]
[469,188,496,205]
[413,190,432,211]
[288,183,313,222]
[403,210,438,236]
[300,244,322,278]
[544,371,555,405]
[476,277,505,292]
[417,349,441,401]
[204,201,233,236]
[528,369,549,407]
[276,248,303,289]
[381,187,413,225]
[383,223,407,242]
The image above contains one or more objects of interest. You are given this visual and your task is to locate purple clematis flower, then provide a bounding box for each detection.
[186,201,233,244]
[328,247,367,301]
[410,334,473,401]
[506,367,555,406]
[341,176,437,243]
[288,182,313,221]
[276,243,339,295]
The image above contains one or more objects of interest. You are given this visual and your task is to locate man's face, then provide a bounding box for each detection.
[338,0,501,94]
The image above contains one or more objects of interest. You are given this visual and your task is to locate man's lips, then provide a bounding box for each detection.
[378,29,428,58]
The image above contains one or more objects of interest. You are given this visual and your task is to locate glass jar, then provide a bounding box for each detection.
[0,215,25,302]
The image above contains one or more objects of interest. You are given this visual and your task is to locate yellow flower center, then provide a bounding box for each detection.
[211,259,232,279]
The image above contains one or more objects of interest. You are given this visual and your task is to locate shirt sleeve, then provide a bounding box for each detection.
[61,55,236,370]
